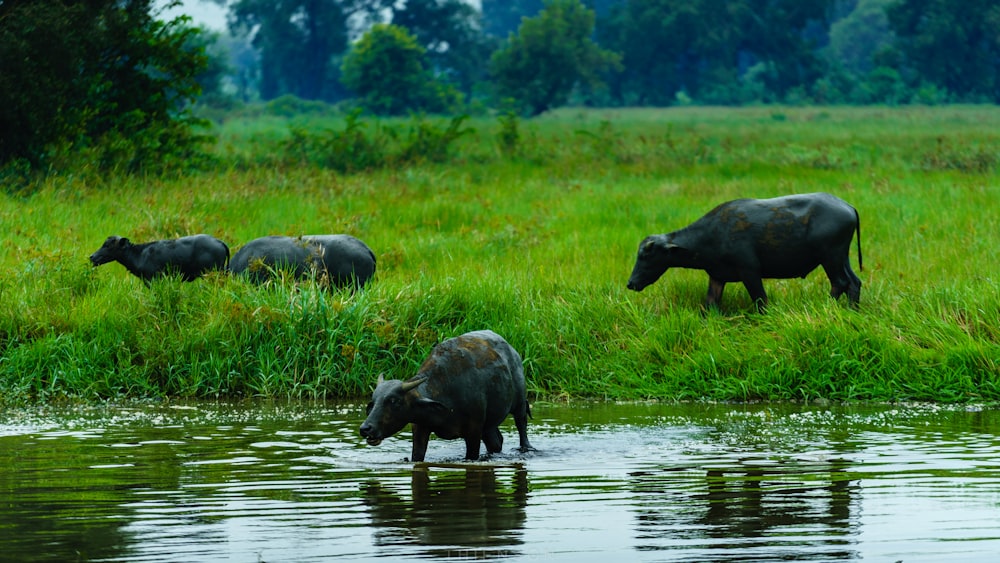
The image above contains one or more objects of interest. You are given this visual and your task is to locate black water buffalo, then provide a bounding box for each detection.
[359,330,533,462]
[89,234,229,283]
[627,192,862,311]
[228,235,376,288]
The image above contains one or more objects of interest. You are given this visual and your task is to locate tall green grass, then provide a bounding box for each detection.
[1,106,997,405]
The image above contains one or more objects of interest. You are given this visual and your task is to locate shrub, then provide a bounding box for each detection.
[281,112,473,171]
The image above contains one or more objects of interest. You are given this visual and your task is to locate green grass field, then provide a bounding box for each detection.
[1,105,998,405]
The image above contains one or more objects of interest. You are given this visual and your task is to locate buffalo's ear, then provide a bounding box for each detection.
[413,397,449,418]
[640,238,660,256]
[643,237,678,255]
[117,237,130,247]
[664,243,692,262]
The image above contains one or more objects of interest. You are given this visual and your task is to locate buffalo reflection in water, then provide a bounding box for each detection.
[363,464,528,558]
[630,459,860,560]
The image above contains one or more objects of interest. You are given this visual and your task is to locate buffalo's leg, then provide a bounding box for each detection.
[823,261,862,307]
[410,424,431,462]
[463,434,482,460]
[822,262,848,300]
[847,266,861,307]
[740,274,768,313]
[513,402,533,452]
[705,278,727,309]
[483,427,504,454]
[845,265,862,306]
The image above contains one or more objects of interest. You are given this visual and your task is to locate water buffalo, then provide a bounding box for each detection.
[228,234,376,288]
[359,330,533,462]
[627,192,862,312]
[89,234,229,283]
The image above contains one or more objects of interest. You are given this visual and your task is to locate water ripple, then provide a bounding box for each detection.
[1,402,999,562]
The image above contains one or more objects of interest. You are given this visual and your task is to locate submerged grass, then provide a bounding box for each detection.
[1,106,998,405]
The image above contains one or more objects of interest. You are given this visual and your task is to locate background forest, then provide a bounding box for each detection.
[3,0,1000,175]
[207,0,1000,111]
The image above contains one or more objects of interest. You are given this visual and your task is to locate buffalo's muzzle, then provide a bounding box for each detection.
[359,423,382,446]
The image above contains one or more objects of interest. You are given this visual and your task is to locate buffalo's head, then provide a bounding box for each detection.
[359,374,446,446]
[627,235,677,291]
[90,236,131,266]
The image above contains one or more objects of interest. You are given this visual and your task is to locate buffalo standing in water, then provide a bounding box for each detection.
[89,234,229,284]
[229,235,376,289]
[627,192,862,312]
[360,330,533,462]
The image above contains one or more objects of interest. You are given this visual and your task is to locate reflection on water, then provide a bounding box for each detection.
[1,403,999,561]
[630,462,858,561]
[364,464,528,558]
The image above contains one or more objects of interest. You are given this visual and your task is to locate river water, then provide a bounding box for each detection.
[1,401,998,562]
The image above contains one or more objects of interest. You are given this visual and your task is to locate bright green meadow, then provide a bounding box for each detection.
[1,106,998,406]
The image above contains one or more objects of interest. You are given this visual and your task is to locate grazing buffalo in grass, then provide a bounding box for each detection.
[229,235,376,289]
[89,234,229,284]
[360,330,533,462]
[627,192,862,312]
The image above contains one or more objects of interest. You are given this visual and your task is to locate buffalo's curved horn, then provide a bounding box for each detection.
[400,376,427,392]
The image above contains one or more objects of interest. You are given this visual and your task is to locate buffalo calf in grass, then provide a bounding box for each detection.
[229,235,376,289]
[360,330,533,462]
[627,192,862,312]
[90,234,229,284]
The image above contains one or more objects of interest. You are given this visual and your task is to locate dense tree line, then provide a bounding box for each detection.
[3,0,998,171]
[211,0,999,112]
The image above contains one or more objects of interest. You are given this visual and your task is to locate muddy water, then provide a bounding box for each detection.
[2,402,999,562]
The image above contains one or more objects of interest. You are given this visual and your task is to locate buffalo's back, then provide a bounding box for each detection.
[693,193,857,279]
[302,235,376,286]
[418,330,525,426]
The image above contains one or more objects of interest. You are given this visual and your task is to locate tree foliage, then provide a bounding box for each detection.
[207,0,1000,111]
[228,0,383,101]
[341,24,462,115]
[827,0,895,76]
[598,0,835,105]
[887,0,1000,102]
[387,0,496,97]
[0,0,209,171]
[481,0,545,37]
[490,0,621,116]
[597,0,693,105]
[190,30,234,106]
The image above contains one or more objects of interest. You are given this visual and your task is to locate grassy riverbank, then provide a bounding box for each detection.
[1,106,998,405]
